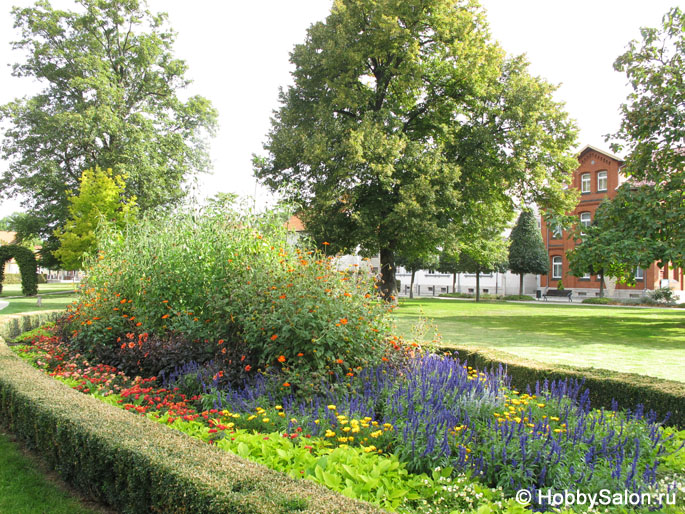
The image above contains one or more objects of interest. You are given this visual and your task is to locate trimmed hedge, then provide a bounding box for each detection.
[438,344,685,428]
[0,245,39,296]
[1,272,47,285]
[0,314,384,514]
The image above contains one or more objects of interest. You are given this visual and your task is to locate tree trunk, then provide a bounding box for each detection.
[410,269,416,299]
[475,271,481,302]
[379,247,397,302]
[452,273,456,294]
[519,273,524,296]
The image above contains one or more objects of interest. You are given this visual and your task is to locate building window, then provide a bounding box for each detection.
[552,256,562,279]
[597,171,608,192]
[582,272,591,280]
[551,223,563,239]
[581,173,591,193]
[579,212,591,235]
[635,266,644,280]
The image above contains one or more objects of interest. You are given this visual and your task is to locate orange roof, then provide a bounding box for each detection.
[285,215,305,232]
[0,231,16,244]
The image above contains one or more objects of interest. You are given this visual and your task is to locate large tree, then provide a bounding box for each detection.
[255,0,578,300]
[0,0,217,264]
[605,7,684,268]
[456,233,509,302]
[508,209,548,295]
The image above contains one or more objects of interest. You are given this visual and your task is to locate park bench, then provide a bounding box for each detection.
[542,289,573,302]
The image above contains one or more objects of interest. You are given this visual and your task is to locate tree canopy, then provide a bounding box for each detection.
[255,0,578,300]
[54,166,138,270]
[604,7,684,269]
[0,0,217,264]
[508,209,548,294]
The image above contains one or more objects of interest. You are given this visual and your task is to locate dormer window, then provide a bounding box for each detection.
[581,173,591,193]
[597,171,608,192]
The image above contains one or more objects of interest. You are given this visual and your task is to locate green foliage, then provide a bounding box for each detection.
[61,205,392,394]
[648,287,677,305]
[502,295,534,301]
[0,0,218,263]
[255,0,578,299]
[441,345,685,428]
[1,273,47,285]
[603,7,685,270]
[0,245,38,296]
[0,339,379,513]
[508,210,548,294]
[581,297,611,305]
[54,167,138,270]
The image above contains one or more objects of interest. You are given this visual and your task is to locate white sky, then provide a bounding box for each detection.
[0,0,677,218]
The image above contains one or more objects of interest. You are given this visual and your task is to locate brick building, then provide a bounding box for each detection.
[540,145,684,300]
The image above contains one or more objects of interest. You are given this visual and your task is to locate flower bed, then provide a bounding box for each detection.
[11,327,685,513]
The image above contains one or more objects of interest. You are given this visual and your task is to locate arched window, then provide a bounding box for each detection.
[581,173,591,193]
[597,171,608,192]
[552,256,563,279]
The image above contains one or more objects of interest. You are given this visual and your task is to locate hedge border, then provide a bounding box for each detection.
[0,312,384,514]
[436,344,685,427]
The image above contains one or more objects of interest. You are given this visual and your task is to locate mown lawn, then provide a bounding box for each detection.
[0,283,77,297]
[392,298,685,383]
[0,292,77,316]
[0,428,106,514]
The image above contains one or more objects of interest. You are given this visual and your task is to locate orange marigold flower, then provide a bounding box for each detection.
[161,314,169,319]
[343,292,352,297]
[218,339,225,345]
[162,300,169,303]
[297,352,304,357]
[339,318,348,325]
[279,294,286,299]
[106,327,112,330]
[336,359,344,364]
[120,299,127,304]
[322,242,330,246]
[283,382,291,387]
[244,365,252,372]
[136,322,142,327]
[271,334,278,341]
[346,372,354,377]
[128,342,135,349]
[277,355,286,363]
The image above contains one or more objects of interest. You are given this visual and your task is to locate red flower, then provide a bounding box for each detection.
[271,334,278,341]
[277,355,286,363]
[244,365,252,372]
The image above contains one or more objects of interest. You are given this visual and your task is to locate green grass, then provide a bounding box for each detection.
[0,428,101,514]
[0,283,77,297]
[0,292,77,316]
[392,298,685,383]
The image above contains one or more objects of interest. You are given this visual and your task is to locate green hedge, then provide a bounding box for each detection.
[1,273,47,285]
[437,344,685,428]
[0,316,383,514]
[0,246,39,296]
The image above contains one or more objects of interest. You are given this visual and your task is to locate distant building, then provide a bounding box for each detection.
[540,145,684,301]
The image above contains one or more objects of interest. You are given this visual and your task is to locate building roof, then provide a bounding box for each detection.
[577,144,624,164]
[285,215,306,232]
[0,231,16,244]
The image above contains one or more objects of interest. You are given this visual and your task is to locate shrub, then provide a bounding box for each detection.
[503,295,534,301]
[581,297,612,304]
[59,204,393,394]
[0,245,39,296]
[647,287,677,305]
[1,273,47,285]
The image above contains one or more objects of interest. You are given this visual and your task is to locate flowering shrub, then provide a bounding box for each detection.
[59,204,392,393]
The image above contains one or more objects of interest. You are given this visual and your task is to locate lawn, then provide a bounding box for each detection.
[0,283,77,297]
[0,428,105,514]
[0,292,77,316]
[392,298,685,383]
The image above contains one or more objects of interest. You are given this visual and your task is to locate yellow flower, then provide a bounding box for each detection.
[262,418,270,423]
[325,430,336,438]
[327,405,336,411]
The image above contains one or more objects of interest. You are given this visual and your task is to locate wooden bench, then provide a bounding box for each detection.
[542,289,573,302]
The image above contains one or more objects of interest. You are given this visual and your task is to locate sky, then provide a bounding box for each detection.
[0,0,677,218]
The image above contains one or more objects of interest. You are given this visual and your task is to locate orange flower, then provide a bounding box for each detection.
[240,355,246,361]
[244,365,252,372]
[279,294,286,299]
[162,300,169,303]
[277,355,286,363]
[297,352,304,357]
[128,342,135,349]
[336,359,344,364]
[161,314,169,319]
[120,299,127,304]
[271,334,278,341]
[322,242,330,246]
[346,372,354,377]
[106,327,112,330]
[339,318,348,325]
[136,322,142,327]
[218,339,225,345]
[282,382,291,387]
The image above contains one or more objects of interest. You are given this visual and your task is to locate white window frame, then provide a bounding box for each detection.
[581,173,591,193]
[597,171,608,192]
[552,257,563,279]
[551,224,563,239]
[579,212,591,235]
[635,266,644,280]
[582,272,591,280]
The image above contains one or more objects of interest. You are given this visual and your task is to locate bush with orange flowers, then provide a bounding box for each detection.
[59,203,393,393]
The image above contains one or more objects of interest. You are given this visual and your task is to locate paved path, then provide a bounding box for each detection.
[0,301,8,311]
